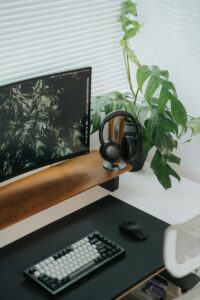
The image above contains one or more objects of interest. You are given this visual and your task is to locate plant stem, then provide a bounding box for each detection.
[134,88,139,106]
[123,50,129,75]
[123,50,136,100]
[126,54,136,100]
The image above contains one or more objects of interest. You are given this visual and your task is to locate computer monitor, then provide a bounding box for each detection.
[0,67,91,183]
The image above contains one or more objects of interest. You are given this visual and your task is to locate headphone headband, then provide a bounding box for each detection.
[99,110,140,146]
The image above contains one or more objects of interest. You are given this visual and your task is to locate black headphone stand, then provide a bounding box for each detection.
[103,160,126,171]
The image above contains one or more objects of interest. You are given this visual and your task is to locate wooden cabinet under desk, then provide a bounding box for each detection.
[0,150,132,229]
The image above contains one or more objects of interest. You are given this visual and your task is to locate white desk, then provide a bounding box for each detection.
[1,163,200,248]
[113,165,200,225]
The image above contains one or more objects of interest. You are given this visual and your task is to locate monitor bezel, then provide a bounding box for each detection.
[0,67,91,183]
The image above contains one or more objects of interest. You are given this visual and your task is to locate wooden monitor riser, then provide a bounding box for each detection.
[0,150,131,229]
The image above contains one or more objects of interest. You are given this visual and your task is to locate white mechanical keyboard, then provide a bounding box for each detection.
[24,231,125,295]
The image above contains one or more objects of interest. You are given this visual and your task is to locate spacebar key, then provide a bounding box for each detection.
[69,261,95,280]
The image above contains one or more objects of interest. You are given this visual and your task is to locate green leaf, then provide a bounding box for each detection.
[142,132,153,158]
[188,117,200,136]
[161,118,178,135]
[151,66,169,79]
[121,0,137,16]
[92,91,125,113]
[151,150,172,189]
[145,117,157,142]
[144,75,161,103]
[136,65,152,91]
[105,103,114,114]
[167,164,181,181]
[160,70,169,79]
[125,48,140,66]
[154,126,175,155]
[124,19,141,29]
[163,80,177,96]
[150,97,159,107]
[120,37,127,48]
[115,102,125,110]
[125,27,138,39]
[137,66,170,95]
[165,153,181,165]
[169,93,187,127]
[158,80,177,112]
[91,112,101,134]
[145,112,177,155]
[137,104,150,126]
[184,138,192,143]
[158,85,170,112]
[126,101,136,117]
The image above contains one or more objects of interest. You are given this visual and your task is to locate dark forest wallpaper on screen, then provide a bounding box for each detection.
[0,70,90,181]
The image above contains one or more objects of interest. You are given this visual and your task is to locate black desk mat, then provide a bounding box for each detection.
[0,195,169,300]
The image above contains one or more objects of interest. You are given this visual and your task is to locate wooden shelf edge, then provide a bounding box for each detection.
[0,150,132,229]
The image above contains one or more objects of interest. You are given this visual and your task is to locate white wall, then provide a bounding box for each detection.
[176,135,200,184]
[132,0,200,183]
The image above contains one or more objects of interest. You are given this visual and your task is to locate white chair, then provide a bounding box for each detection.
[164,214,200,299]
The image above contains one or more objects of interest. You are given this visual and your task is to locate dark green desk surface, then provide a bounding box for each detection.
[0,195,169,300]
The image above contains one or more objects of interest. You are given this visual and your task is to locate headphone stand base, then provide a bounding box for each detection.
[103,160,126,171]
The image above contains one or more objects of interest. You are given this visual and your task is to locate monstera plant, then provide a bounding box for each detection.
[91,0,200,189]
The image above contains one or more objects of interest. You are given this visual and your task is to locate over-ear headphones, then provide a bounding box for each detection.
[99,110,141,169]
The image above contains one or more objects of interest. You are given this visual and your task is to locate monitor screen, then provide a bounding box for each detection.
[0,67,91,183]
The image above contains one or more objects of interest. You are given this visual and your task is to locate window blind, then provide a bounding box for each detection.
[134,0,200,116]
[0,0,128,96]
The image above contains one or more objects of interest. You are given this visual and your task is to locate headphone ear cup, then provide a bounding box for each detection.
[99,141,122,163]
[99,144,106,160]
[121,134,138,161]
[122,133,144,171]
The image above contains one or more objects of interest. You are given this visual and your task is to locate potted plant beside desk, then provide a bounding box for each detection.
[91,0,200,190]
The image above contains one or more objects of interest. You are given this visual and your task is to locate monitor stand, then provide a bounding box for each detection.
[0,150,132,230]
[103,160,127,171]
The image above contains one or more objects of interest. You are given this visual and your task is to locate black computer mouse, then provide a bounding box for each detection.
[119,220,148,241]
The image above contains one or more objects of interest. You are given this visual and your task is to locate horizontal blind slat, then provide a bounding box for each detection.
[0,0,117,11]
[0,42,122,71]
[0,1,118,22]
[136,0,200,115]
[0,32,121,53]
[0,12,120,34]
[0,0,127,96]
[0,21,121,45]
